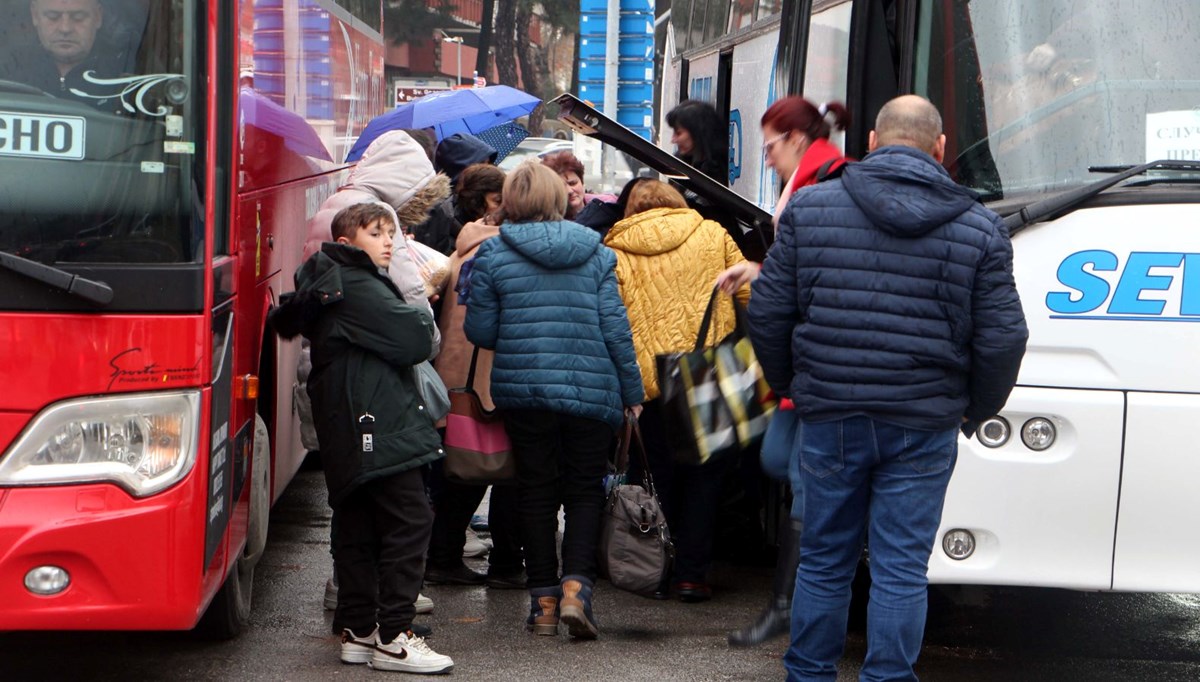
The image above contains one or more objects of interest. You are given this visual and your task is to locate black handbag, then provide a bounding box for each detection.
[598,417,674,597]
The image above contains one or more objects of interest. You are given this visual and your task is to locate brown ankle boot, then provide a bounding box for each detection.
[559,576,598,639]
[526,587,560,636]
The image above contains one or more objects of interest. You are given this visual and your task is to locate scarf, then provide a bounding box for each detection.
[771,137,847,226]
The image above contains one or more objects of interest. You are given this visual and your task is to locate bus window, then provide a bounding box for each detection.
[0,0,204,266]
[914,0,1199,201]
[674,0,741,53]
[731,0,755,31]
[703,0,731,44]
[672,0,697,52]
[756,0,782,18]
[801,0,852,150]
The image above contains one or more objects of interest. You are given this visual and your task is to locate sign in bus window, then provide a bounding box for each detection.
[0,112,86,160]
[1146,110,1200,163]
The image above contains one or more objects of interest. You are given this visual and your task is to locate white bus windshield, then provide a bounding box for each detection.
[0,0,203,265]
[914,0,1199,201]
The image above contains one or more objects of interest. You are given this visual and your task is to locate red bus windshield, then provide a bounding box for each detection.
[0,0,203,265]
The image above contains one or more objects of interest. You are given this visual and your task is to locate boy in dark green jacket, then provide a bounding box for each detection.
[269,203,453,674]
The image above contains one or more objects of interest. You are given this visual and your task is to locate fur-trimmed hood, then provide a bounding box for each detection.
[343,130,452,228]
[302,131,451,258]
[393,173,451,227]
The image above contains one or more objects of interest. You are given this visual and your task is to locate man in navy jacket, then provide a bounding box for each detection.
[747,95,1027,681]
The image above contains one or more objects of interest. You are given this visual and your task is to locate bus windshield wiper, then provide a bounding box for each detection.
[1004,160,1200,234]
[0,250,113,305]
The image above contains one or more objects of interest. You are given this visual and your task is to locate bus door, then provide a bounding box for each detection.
[1114,391,1200,591]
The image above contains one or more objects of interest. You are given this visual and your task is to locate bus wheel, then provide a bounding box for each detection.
[196,549,255,639]
[245,415,271,564]
[196,416,271,639]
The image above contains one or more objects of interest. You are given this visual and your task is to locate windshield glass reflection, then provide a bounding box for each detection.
[0,0,202,265]
[916,0,1199,200]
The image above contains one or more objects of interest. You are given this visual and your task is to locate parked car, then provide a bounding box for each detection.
[498,137,639,194]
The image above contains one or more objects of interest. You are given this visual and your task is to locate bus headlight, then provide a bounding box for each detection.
[0,391,200,497]
[1021,417,1057,451]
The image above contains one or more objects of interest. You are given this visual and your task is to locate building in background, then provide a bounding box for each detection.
[383,0,546,107]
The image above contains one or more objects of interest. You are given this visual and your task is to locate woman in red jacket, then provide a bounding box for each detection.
[720,95,850,648]
[718,96,851,295]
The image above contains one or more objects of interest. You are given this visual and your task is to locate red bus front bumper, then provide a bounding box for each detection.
[0,472,215,631]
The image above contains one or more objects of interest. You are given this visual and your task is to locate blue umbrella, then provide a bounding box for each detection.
[475,122,530,164]
[347,85,541,162]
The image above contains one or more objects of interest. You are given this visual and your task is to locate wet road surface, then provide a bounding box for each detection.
[3,469,1200,680]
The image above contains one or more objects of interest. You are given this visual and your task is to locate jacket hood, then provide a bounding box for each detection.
[499,220,600,269]
[455,220,500,256]
[295,242,384,292]
[271,243,380,339]
[840,146,978,237]
[604,207,704,256]
[394,175,451,227]
[346,131,450,221]
[435,134,498,186]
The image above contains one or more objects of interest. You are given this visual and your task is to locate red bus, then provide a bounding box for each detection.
[0,0,385,636]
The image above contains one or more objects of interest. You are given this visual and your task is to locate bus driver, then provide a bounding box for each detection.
[0,0,127,110]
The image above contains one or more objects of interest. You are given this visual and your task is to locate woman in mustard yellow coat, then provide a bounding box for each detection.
[604,180,748,602]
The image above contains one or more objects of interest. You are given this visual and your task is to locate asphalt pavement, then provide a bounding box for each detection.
[4,469,1200,681]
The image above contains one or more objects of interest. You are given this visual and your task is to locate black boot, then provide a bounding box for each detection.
[728,519,801,647]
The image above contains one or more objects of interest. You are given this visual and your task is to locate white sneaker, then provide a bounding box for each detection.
[415,593,434,615]
[340,626,377,665]
[371,631,454,674]
[324,576,338,611]
[463,529,492,559]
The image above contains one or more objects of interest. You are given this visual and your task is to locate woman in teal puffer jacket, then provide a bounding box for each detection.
[464,161,643,640]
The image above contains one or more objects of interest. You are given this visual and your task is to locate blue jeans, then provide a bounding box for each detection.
[760,407,804,519]
[785,416,958,682]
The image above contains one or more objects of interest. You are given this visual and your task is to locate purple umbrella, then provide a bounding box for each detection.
[347,85,541,161]
[239,87,332,161]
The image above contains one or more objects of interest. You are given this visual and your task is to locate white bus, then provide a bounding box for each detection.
[661,0,1200,592]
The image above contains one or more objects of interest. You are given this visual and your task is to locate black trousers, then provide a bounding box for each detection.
[331,467,432,643]
[428,459,524,573]
[504,409,613,589]
[634,398,733,584]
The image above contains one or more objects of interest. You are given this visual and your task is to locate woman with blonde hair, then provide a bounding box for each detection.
[464,161,643,639]
[604,179,749,603]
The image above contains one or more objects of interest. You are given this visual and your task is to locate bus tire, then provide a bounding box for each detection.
[195,416,271,639]
[195,543,254,639]
[245,415,271,564]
